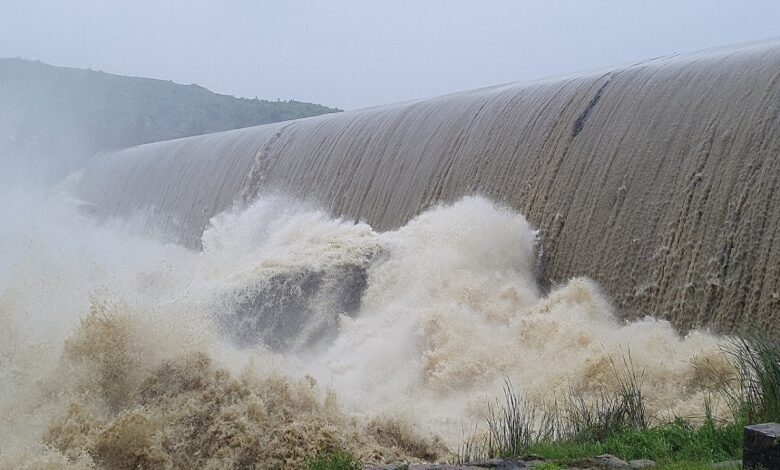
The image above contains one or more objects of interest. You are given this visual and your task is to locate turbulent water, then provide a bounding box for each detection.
[77,41,780,335]
[3,40,779,468]
[1,188,732,468]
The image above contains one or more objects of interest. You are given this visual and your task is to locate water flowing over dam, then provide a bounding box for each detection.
[76,41,780,336]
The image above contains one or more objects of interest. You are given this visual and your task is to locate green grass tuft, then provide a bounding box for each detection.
[720,333,780,425]
[305,451,360,470]
[474,352,652,460]
[531,463,565,470]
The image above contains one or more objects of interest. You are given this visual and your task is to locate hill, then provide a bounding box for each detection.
[0,58,340,179]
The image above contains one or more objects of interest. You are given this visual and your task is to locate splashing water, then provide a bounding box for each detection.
[0,190,730,468]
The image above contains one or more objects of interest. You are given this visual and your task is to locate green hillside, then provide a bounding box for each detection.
[0,58,340,178]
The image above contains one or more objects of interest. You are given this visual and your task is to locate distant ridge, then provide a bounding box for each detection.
[0,58,340,178]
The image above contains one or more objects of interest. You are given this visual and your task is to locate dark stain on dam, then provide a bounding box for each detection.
[572,75,612,138]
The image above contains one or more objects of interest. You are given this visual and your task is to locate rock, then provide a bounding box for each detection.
[408,466,479,469]
[743,422,780,469]
[524,460,546,468]
[462,458,528,468]
[594,454,630,468]
[709,461,741,469]
[567,454,629,469]
[365,459,529,470]
[367,465,467,470]
[628,460,656,469]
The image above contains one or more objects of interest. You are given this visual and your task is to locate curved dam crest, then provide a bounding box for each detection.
[77,41,780,335]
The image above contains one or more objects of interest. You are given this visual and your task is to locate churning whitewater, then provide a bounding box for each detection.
[0,188,731,468]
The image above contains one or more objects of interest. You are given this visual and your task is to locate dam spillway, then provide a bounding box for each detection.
[76,41,780,335]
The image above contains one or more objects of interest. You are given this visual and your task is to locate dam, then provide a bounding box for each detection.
[76,40,780,336]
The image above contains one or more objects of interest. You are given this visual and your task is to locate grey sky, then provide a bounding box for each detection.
[2,0,779,110]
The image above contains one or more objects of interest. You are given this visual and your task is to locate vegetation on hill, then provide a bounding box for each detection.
[0,58,340,178]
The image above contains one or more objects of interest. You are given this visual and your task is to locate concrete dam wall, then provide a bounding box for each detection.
[76,41,780,335]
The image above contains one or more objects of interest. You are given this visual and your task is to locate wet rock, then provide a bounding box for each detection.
[743,422,780,470]
[220,263,373,350]
[628,460,656,469]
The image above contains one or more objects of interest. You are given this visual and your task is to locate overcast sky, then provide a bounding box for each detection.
[2,1,779,110]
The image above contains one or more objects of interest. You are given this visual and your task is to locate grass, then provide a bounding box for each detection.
[522,419,742,463]
[720,333,780,425]
[473,352,651,460]
[305,451,360,470]
[530,463,565,470]
[652,464,731,470]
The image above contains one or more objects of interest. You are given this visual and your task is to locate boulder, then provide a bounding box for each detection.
[743,423,780,469]
[593,454,630,468]
[628,459,656,469]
